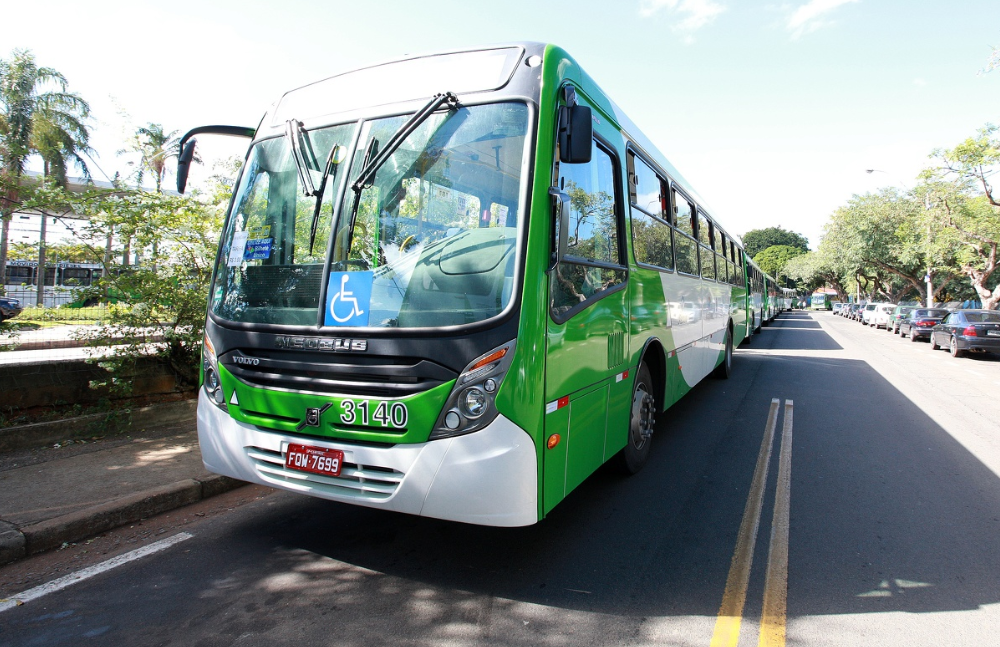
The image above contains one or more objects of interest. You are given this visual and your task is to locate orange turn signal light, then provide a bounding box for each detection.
[547,434,561,450]
[471,346,508,371]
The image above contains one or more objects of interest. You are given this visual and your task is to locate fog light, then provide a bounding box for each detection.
[445,411,461,429]
[212,388,225,405]
[205,367,220,391]
[462,387,487,418]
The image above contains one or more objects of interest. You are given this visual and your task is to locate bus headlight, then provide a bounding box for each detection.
[461,387,487,418]
[430,340,516,440]
[202,333,227,409]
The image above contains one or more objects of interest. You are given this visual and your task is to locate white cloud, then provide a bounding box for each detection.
[786,0,859,39]
[639,0,727,40]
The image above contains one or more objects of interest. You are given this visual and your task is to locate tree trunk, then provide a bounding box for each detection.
[0,214,9,297]
[964,242,999,310]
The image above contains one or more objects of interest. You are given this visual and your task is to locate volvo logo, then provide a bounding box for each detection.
[233,356,260,366]
[274,336,368,352]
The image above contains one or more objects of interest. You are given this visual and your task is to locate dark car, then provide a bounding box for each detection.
[900,308,950,342]
[888,305,916,334]
[0,296,22,322]
[930,310,1000,357]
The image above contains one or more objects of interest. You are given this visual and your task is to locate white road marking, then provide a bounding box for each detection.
[0,532,193,612]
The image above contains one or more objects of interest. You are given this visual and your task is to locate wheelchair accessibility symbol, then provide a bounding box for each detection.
[325,271,372,327]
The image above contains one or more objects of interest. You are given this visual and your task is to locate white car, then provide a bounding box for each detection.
[871,303,897,329]
[861,302,880,325]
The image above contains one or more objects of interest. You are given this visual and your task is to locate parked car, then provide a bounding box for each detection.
[888,305,916,334]
[871,303,897,329]
[848,303,864,321]
[860,302,881,325]
[930,310,1000,357]
[0,296,22,322]
[900,308,951,342]
[832,302,845,315]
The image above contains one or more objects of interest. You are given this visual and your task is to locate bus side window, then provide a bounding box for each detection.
[551,139,626,319]
[672,190,698,276]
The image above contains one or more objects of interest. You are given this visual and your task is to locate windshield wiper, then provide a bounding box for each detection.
[308,144,343,255]
[350,92,459,193]
[337,93,459,268]
[285,119,317,197]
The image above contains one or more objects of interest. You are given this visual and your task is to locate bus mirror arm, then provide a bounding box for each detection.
[175,125,256,194]
[550,187,570,266]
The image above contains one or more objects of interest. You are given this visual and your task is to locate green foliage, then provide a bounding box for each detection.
[741,226,809,259]
[19,178,229,392]
[753,245,805,284]
[923,124,1000,308]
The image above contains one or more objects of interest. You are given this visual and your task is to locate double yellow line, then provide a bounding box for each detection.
[710,398,794,647]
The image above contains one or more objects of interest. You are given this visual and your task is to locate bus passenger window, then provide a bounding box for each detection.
[628,153,673,270]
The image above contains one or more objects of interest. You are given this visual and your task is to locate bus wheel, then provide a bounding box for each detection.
[713,328,733,379]
[618,363,655,475]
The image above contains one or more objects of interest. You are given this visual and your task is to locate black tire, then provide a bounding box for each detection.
[713,327,733,379]
[950,335,964,358]
[617,363,655,475]
[908,330,918,342]
[930,334,940,350]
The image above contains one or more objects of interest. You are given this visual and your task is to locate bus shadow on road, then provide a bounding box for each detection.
[750,313,843,351]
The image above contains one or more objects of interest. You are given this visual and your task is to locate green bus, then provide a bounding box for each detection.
[810,293,834,310]
[183,43,754,526]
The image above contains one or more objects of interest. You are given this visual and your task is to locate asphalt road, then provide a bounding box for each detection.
[2,310,999,646]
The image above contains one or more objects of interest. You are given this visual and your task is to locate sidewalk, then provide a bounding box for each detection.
[0,415,245,566]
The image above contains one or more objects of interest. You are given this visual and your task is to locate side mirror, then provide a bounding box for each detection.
[558,104,593,164]
[176,140,197,194]
[174,125,256,194]
[550,187,570,265]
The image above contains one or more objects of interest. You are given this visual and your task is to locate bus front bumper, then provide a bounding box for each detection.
[197,392,539,527]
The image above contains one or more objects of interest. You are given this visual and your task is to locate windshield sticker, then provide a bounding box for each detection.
[325,272,373,327]
[244,237,273,260]
[480,209,492,227]
[227,231,249,267]
[496,205,509,227]
[247,225,271,239]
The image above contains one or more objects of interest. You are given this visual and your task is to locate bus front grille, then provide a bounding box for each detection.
[222,351,455,398]
[245,446,404,501]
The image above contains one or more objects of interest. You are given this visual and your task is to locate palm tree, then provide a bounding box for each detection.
[0,48,91,296]
[120,122,184,193]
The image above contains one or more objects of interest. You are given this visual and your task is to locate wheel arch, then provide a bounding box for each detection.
[637,337,667,411]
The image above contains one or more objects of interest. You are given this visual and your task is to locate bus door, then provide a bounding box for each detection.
[543,134,631,514]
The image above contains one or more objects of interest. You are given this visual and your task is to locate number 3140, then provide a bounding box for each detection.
[340,399,408,428]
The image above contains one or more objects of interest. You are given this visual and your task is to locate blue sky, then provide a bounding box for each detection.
[4,0,999,249]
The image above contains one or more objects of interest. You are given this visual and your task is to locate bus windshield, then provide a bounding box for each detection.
[211,101,530,328]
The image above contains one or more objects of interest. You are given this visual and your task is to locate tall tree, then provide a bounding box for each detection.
[741,226,809,259]
[119,123,182,193]
[753,244,805,287]
[0,49,90,295]
[924,125,1000,309]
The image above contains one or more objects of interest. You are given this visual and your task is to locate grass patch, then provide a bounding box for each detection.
[14,305,110,326]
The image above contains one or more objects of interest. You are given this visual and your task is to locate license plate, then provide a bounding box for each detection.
[285,444,344,477]
[987,330,1000,337]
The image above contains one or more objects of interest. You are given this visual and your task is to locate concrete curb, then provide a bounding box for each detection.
[0,474,245,566]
